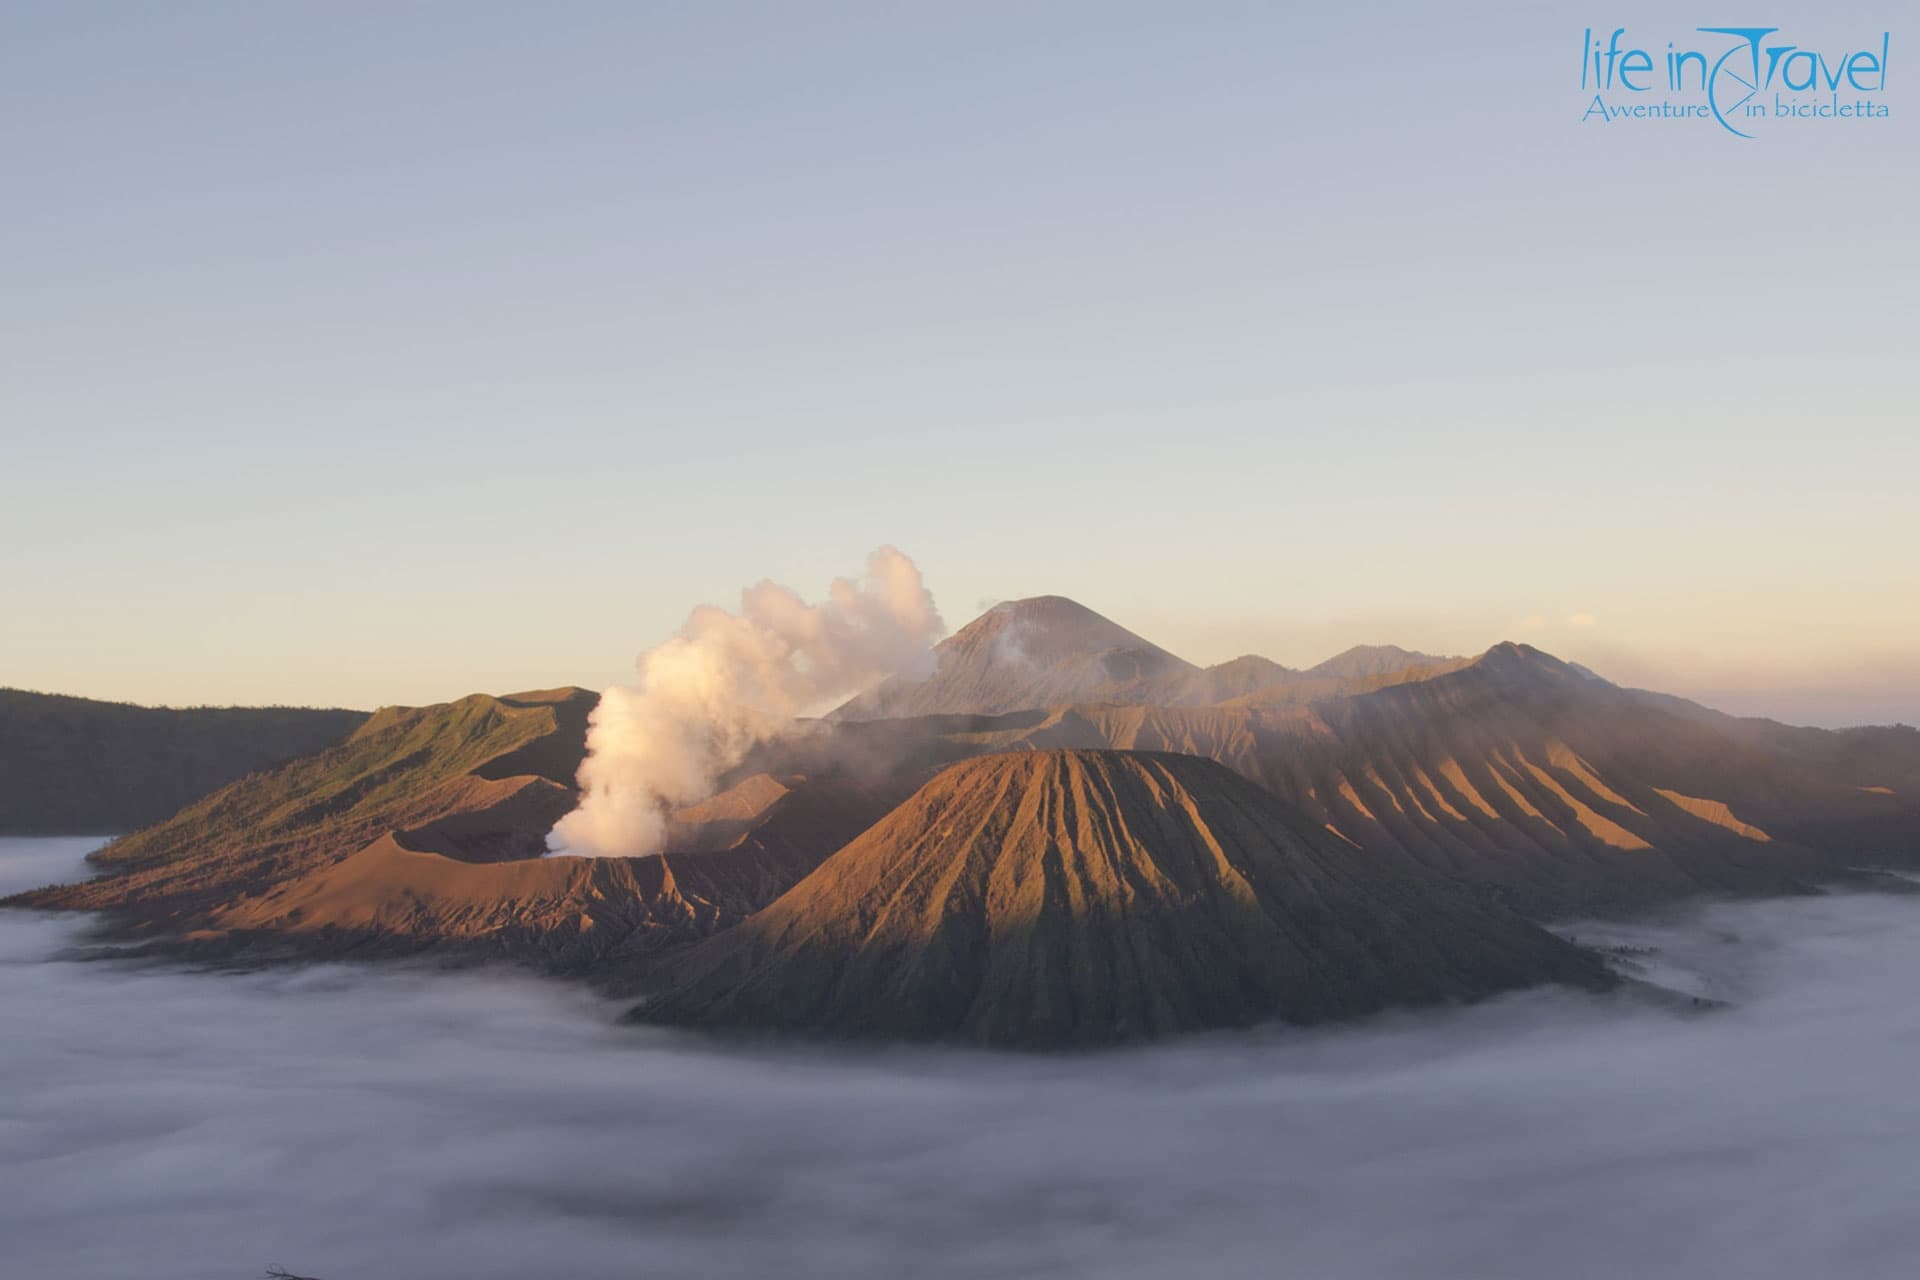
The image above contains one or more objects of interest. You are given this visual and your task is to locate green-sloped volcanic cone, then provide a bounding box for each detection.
[638,749,1608,1048]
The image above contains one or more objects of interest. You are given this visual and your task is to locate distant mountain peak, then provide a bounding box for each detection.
[1211,654,1297,674]
[986,593,1095,614]
[1307,643,1455,682]
[960,595,1180,657]
[1452,642,1617,696]
[1473,640,1571,673]
[832,596,1195,719]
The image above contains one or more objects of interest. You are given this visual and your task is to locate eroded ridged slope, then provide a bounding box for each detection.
[640,750,1605,1047]
[921,645,1912,915]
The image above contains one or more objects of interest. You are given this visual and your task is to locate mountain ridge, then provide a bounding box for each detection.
[0,688,368,835]
[10,594,1918,1045]
[1307,643,1456,681]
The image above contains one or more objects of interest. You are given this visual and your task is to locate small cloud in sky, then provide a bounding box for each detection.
[1566,612,1598,629]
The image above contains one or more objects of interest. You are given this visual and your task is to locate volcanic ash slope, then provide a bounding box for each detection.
[639,749,1607,1048]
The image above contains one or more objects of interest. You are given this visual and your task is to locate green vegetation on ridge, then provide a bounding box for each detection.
[8,688,595,922]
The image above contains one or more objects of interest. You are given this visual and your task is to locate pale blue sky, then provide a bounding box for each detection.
[2,2,1915,723]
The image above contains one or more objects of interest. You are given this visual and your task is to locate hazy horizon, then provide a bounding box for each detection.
[4,2,1914,723]
[7,592,1916,731]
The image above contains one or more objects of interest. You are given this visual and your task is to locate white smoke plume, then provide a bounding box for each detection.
[547,546,945,858]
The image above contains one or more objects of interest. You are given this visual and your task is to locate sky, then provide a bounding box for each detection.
[2,2,1914,724]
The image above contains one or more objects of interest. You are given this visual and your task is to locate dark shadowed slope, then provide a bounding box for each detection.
[833,596,1201,718]
[639,749,1606,1047]
[0,688,367,834]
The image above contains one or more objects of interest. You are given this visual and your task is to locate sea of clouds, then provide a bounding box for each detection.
[5,835,1920,1280]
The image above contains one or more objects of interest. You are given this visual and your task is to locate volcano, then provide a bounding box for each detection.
[639,749,1606,1047]
[833,595,1199,719]
[13,595,1918,1045]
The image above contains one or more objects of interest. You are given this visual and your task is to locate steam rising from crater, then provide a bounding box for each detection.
[547,547,944,858]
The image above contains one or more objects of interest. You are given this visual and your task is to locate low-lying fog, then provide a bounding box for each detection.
[6,837,1920,1280]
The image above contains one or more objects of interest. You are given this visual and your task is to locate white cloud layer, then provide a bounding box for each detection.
[8,838,1920,1279]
